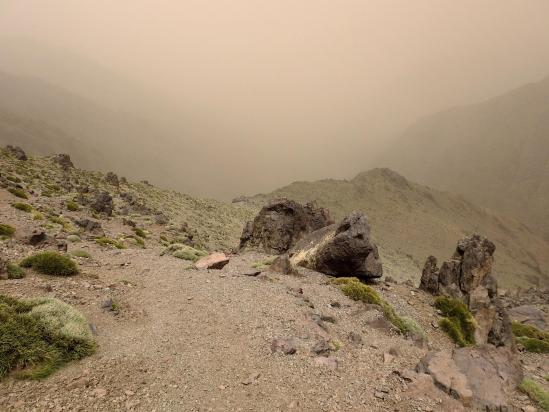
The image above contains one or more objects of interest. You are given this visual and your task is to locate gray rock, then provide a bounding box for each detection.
[271,337,298,355]
[508,305,547,330]
[91,192,114,216]
[103,172,119,187]
[269,254,299,275]
[52,153,74,170]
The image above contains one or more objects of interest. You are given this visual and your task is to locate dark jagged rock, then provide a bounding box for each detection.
[74,218,102,233]
[239,198,333,254]
[17,229,48,246]
[5,145,27,161]
[289,211,383,280]
[419,234,513,347]
[91,192,114,216]
[269,254,299,276]
[52,154,74,170]
[103,172,119,187]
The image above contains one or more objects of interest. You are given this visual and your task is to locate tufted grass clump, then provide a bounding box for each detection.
[20,252,78,277]
[132,227,147,238]
[512,322,549,353]
[71,250,91,259]
[0,295,95,380]
[8,188,28,199]
[6,263,25,279]
[335,277,424,336]
[11,202,32,213]
[172,245,208,262]
[95,237,125,249]
[0,223,16,238]
[520,378,549,411]
[434,296,476,347]
[66,201,80,212]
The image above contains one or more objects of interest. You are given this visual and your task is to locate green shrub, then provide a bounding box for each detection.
[32,212,44,220]
[0,295,95,379]
[512,321,549,353]
[335,277,424,336]
[8,188,28,199]
[434,296,476,347]
[66,201,80,212]
[20,252,78,276]
[0,224,16,237]
[66,234,81,243]
[6,264,25,279]
[517,337,549,353]
[71,250,91,259]
[132,227,147,238]
[95,237,125,249]
[173,245,208,262]
[6,176,21,183]
[11,203,32,213]
[520,378,549,411]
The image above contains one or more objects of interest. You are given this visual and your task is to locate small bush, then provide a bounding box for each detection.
[6,264,25,279]
[0,295,95,379]
[20,252,78,276]
[11,203,32,213]
[434,296,476,347]
[512,321,549,353]
[66,201,80,212]
[66,234,81,243]
[0,224,16,237]
[8,188,28,199]
[95,237,125,249]
[520,378,549,411]
[6,176,21,183]
[71,250,91,259]
[32,212,44,220]
[517,337,549,353]
[132,227,147,238]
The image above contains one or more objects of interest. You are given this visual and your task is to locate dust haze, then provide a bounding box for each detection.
[1,0,549,199]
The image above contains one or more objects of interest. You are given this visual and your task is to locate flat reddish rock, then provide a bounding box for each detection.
[194,253,230,270]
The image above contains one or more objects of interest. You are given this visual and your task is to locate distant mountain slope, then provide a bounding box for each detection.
[248,168,549,288]
[381,76,549,239]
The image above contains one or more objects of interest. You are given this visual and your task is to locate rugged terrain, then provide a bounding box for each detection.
[244,168,549,288]
[381,76,549,240]
[1,149,548,411]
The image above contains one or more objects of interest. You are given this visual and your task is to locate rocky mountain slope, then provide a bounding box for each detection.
[1,147,548,411]
[380,75,549,239]
[244,168,549,288]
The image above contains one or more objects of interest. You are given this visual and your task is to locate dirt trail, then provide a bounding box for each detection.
[1,242,458,412]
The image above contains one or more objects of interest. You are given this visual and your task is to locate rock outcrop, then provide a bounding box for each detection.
[91,192,114,216]
[508,305,548,330]
[103,172,119,187]
[289,211,382,280]
[5,145,27,161]
[239,199,333,254]
[417,345,523,411]
[52,154,74,170]
[419,234,513,347]
[194,253,230,270]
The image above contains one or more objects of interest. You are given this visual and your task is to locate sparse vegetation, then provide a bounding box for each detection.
[434,296,476,347]
[0,223,16,238]
[334,277,424,337]
[512,321,549,353]
[95,237,125,249]
[519,378,549,411]
[6,263,25,279]
[8,188,28,199]
[0,295,95,379]
[172,245,208,262]
[20,252,79,276]
[71,250,91,259]
[132,227,147,238]
[252,256,276,270]
[11,202,32,212]
[66,201,80,211]
[32,212,44,220]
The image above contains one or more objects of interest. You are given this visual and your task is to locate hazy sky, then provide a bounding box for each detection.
[1,1,549,198]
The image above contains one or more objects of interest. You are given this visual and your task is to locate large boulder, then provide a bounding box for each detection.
[239,199,333,254]
[417,345,523,411]
[289,211,382,280]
